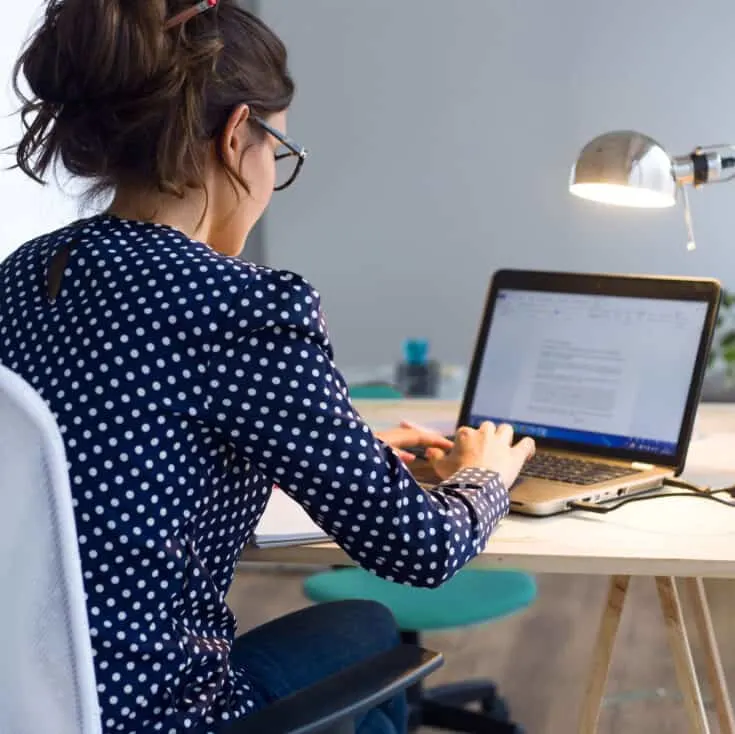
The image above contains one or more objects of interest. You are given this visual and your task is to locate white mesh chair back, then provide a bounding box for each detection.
[0,364,101,734]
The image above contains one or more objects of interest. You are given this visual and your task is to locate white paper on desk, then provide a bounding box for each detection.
[253,490,329,548]
[682,433,735,486]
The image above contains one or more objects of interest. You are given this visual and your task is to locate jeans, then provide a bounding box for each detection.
[229,599,407,734]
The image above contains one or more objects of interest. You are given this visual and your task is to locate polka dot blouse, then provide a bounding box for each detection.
[0,215,509,733]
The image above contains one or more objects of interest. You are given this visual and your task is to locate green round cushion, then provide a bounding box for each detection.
[303,568,537,631]
[348,383,404,400]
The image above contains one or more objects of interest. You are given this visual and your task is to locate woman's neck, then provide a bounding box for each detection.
[108,187,212,242]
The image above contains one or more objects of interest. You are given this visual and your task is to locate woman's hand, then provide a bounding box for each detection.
[376,421,454,463]
[425,421,535,488]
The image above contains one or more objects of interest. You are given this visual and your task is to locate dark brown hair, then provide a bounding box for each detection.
[13,0,294,199]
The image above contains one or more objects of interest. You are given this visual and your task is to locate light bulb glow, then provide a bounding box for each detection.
[569,183,676,209]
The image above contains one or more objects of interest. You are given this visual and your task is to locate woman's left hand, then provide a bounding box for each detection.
[375,421,454,463]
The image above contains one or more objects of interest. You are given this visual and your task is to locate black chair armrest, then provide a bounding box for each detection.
[222,644,443,734]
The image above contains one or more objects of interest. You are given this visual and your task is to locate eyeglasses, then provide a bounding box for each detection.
[252,115,308,191]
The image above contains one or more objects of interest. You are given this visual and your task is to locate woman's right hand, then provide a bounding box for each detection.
[425,421,536,488]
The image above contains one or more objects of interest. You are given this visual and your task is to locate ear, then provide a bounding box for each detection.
[219,104,251,168]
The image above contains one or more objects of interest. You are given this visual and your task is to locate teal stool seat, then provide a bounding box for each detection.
[348,382,404,400]
[304,567,536,733]
[304,567,536,630]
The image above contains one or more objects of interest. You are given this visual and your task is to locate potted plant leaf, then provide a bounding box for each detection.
[702,289,735,401]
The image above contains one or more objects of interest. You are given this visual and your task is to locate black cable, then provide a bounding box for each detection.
[663,477,712,492]
[663,476,735,496]
[567,480,735,514]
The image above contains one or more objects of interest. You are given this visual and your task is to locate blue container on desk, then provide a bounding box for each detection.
[395,339,440,397]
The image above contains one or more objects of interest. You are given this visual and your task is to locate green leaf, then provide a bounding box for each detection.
[721,330,735,348]
[724,346,735,364]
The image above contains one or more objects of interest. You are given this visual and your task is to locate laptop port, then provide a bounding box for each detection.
[617,488,626,496]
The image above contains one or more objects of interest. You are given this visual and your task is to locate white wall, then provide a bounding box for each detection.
[261,0,735,368]
[0,3,83,261]
[4,1,735,369]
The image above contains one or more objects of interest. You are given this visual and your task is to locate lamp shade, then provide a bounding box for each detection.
[569,130,677,208]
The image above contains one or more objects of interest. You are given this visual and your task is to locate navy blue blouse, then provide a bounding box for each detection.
[0,215,509,733]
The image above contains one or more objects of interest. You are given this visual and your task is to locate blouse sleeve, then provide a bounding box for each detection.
[207,268,509,588]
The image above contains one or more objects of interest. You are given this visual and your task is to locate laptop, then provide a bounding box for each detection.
[417,269,721,516]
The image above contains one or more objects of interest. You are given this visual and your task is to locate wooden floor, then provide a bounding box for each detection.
[226,568,735,733]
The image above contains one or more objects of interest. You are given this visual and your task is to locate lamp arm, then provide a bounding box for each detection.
[672,144,735,187]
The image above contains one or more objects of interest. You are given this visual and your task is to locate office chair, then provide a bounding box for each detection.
[0,364,442,734]
[304,568,535,733]
[0,365,102,734]
[224,644,442,734]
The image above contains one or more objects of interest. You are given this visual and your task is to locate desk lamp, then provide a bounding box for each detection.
[569,130,735,249]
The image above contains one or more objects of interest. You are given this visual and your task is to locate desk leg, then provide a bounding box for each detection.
[656,576,710,734]
[577,575,630,734]
[684,577,735,734]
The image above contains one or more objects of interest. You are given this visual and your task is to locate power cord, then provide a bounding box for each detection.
[567,478,735,514]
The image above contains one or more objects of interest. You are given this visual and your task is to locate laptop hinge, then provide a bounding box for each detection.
[631,461,656,471]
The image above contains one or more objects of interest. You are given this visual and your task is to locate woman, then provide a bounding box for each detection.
[0,1,535,733]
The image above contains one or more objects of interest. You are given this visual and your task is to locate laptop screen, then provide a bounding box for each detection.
[466,288,710,458]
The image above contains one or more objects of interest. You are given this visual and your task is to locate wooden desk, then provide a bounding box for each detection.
[250,400,735,734]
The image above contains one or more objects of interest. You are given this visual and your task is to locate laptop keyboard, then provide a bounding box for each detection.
[404,443,642,486]
[520,454,641,485]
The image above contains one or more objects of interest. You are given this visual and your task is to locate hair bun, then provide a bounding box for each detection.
[20,0,169,108]
[13,0,295,203]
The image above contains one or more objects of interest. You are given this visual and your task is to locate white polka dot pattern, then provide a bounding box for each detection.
[0,214,509,733]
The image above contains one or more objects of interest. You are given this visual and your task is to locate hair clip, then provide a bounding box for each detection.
[164,0,218,30]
